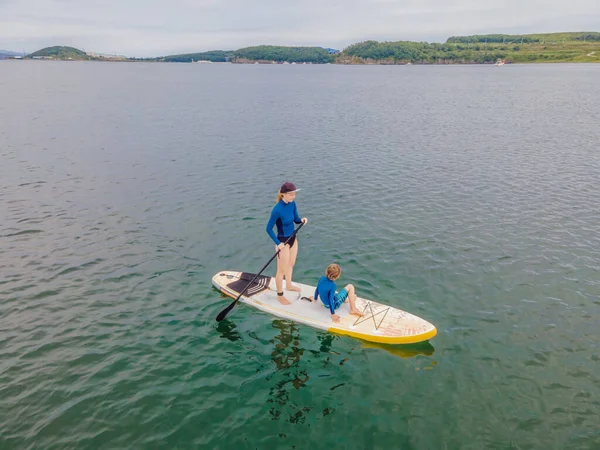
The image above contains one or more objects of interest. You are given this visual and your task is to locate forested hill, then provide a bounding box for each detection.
[152,46,335,63]
[447,32,600,43]
[28,46,88,59]
[159,50,233,63]
[233,46,335,63]
[337,32,600,64]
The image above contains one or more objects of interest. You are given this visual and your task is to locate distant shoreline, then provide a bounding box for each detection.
[5,58,599,65]
[10,32,600,65]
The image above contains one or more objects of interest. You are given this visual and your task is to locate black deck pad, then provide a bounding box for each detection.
[226,272,272,297]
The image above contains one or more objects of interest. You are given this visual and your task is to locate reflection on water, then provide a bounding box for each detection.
[316,331,335,354]
[216,319,242,342]
[216,315,437,423]
[267,320,311,423]
[270,320,305,371]
[360,340,436,359]
[264,320,436,424]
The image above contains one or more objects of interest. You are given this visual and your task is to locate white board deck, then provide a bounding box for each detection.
[213,271,437,344]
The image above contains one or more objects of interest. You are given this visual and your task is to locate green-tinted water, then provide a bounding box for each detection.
[1,61,599,449]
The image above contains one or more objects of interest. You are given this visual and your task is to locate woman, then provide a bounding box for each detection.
[266,182,308,305]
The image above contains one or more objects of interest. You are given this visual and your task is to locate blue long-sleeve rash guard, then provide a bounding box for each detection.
[266,200,302,245]
[314,276,338,315]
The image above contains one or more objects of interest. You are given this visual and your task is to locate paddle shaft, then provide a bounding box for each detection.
[215,222,304,322]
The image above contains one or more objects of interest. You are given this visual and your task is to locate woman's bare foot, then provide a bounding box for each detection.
[277,295,291,305]
[286,285,301,292]
[349,308,364,317]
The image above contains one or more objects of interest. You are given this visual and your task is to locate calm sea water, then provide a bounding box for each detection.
[1,61,599,449]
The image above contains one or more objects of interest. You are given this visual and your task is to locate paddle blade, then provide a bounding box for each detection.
[216,300,237,322]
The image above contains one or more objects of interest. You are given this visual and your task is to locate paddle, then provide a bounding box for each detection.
[215,222,305,322]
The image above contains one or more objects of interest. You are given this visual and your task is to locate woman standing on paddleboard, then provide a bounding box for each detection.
[266,182,308,305]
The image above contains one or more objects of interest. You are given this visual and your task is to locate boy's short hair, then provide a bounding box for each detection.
[326,263,341,280]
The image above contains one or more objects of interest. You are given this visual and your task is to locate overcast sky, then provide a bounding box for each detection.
[1,0,599,57]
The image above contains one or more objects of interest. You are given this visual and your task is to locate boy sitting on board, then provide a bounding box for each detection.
[308,263,364,323]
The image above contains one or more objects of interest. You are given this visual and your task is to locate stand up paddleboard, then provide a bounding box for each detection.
[212,271,437,344]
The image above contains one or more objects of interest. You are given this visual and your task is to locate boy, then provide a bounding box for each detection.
[310,263,364,323]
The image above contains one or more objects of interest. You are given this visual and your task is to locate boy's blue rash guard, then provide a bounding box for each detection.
[314,276,337,315]
[266,200,302,245]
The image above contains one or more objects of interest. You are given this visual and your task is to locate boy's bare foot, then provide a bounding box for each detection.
[286,285,301,292]
[277,295,291,305]
[349,308,364,317]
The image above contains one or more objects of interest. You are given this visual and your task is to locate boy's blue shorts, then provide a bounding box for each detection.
[332,288,349,311]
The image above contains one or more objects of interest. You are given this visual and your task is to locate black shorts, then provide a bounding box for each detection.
[278,235,296,248]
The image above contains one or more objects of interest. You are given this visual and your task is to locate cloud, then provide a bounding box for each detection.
[0,0,598,57]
